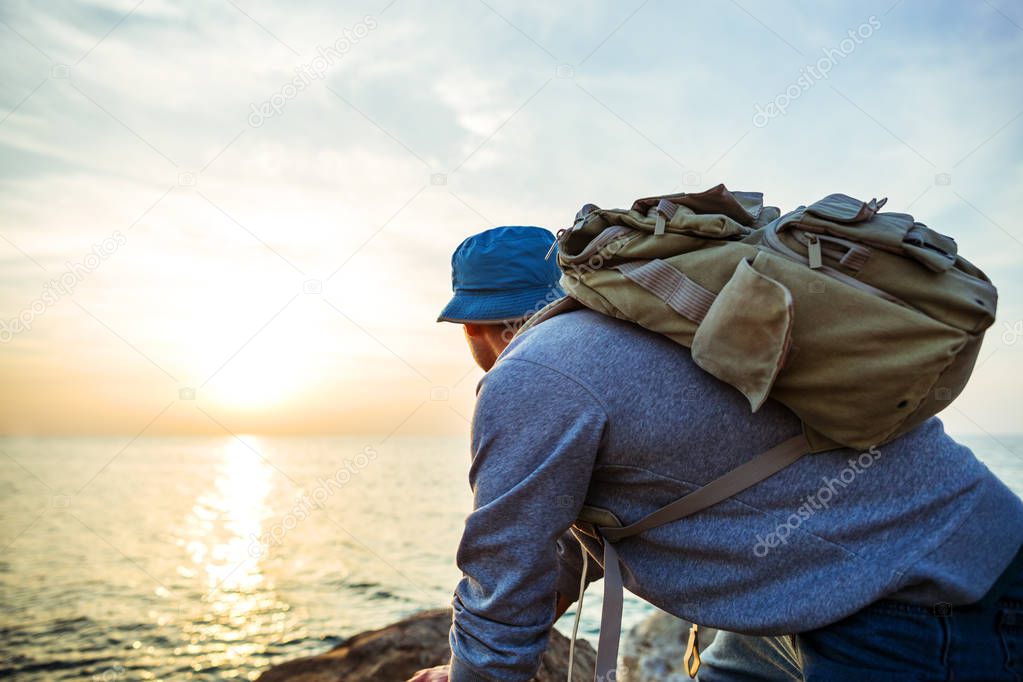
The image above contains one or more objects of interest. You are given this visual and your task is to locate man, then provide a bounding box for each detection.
[434,225,564,372]
[413,225,1023,681]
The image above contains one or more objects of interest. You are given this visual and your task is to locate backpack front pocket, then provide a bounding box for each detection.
[690,256,795,412]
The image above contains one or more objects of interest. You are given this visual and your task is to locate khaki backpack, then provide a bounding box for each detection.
[523,184,998,680]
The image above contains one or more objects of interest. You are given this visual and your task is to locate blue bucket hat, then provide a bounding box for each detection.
[437,226,564,323]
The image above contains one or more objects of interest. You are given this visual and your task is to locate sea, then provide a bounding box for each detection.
[1,432,1021,680]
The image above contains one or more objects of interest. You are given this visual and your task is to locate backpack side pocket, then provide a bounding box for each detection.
[691,256,794,411]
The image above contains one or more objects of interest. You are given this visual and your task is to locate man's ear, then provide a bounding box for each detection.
[463,323,486,338]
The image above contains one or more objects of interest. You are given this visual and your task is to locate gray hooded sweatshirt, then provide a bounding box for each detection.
[448,309,1023,682]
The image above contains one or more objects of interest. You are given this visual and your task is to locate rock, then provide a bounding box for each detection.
[257,608,595,682]
[619,610,717,682]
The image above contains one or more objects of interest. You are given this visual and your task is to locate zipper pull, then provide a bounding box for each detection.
[545,229,566,261]
[807,234,823,269]
[684,622,701,678]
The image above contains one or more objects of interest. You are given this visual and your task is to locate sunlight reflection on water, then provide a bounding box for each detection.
[179,437,276,679]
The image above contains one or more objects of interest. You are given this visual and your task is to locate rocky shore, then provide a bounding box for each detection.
[620,611,717,682]
[256,608,595,682]
[257,608,713,682]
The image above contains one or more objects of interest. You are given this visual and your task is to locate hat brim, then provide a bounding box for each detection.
[437,284,564,324]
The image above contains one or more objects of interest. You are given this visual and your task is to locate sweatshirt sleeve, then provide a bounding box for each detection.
[449,357,609,682]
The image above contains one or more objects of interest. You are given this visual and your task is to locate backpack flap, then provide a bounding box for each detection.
[633,184,763,225]
[903,224,958,273]
[796,194,914,253]
[786,193,962,273]
[804,193,886,223]
[632,184,782,232]
[691,257,794,412]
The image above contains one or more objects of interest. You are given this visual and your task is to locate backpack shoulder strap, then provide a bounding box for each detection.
[513,295,581,337]
[592,433,811,681]
[600,433,810,543]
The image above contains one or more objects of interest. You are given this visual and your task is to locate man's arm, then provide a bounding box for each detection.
[408,592,575,682]
[448,358,608,682]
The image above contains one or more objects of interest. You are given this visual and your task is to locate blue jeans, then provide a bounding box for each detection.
[699,558,1023,681]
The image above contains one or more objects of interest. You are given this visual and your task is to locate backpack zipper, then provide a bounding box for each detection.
[763,223,910,308]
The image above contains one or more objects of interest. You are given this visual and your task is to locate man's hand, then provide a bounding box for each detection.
[407,664,449,682]
[405,594,563,682]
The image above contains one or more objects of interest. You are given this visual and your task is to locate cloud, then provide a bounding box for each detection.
[0,0,1021,434]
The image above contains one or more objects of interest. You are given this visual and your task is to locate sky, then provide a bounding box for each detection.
[1,0,1021,439]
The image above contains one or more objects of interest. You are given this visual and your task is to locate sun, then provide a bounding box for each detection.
[192,320,318,412]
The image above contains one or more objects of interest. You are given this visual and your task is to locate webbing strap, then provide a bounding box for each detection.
[594,540,623,682]
[616,260,717,324]
[651,198,678,236]
[591,434,810,681]
[601,434,809,543]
